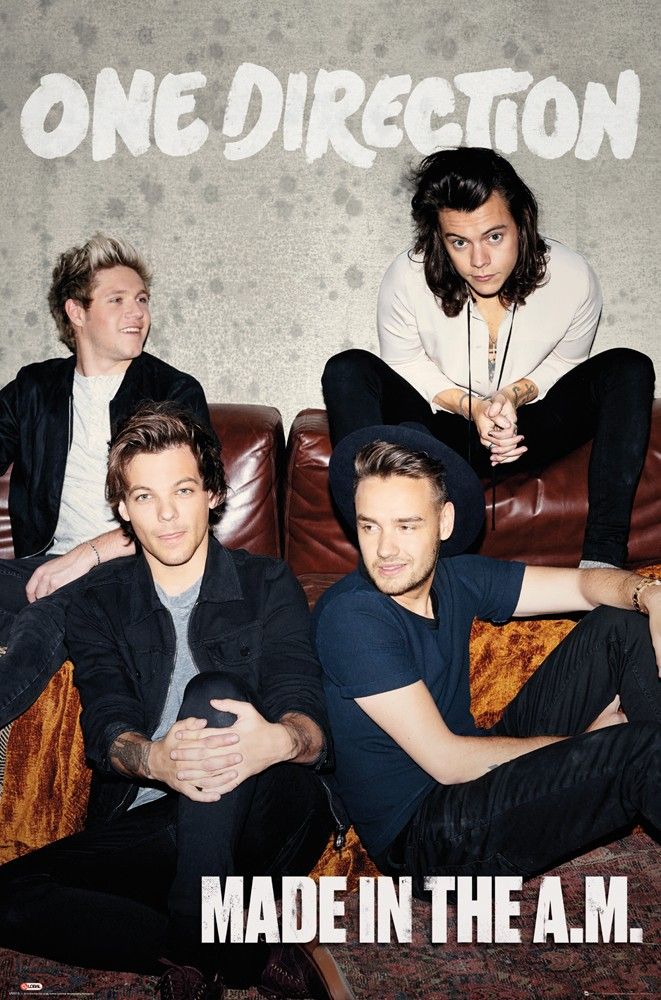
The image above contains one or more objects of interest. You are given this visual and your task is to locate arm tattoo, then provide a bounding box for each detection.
[511,379,536,408]
[109,734,152,778]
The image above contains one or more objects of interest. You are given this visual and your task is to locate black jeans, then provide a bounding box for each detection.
[0,555,76,727]
[0,673,333,983]
[322,348,655,566]
[375,607,661,897]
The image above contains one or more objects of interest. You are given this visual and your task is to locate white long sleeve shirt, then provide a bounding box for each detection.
[377,239,603,411]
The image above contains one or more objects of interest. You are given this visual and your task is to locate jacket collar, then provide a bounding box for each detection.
[127,535,243,624]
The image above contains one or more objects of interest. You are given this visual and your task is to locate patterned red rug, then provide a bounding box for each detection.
[1,828,658,999]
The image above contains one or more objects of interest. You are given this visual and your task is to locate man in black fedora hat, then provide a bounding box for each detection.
[313,424,661,891]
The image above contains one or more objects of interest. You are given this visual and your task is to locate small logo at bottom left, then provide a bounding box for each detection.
[20,984,43,992]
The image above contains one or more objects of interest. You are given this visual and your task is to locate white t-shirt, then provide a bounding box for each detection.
[377,239,603,411]
[51,371,124,554]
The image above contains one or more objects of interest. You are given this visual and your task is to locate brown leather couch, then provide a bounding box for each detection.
[284,401,661,603]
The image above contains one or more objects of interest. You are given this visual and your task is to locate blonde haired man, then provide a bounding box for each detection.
[0,233,211,726]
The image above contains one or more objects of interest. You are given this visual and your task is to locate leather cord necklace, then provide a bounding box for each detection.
[466,300,517,529]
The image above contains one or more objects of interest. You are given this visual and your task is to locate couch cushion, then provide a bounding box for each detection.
[210,403,284,557]
[284,402,661,576]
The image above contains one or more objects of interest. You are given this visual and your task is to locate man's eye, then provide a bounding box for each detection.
[177,488,193,496]
[451,239,467,249]
[138,295,150,304]
[135,493,150,502]
[488,233,503,243]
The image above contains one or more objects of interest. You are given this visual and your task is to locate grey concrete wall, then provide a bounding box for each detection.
[1,0,658,429]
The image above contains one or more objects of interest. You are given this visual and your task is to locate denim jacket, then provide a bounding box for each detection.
[68,537,332,826]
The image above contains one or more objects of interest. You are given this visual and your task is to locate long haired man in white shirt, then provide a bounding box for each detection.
[322,147,655,569]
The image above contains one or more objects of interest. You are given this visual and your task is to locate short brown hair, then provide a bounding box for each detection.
[353,440,449,507]
[48,233,152,352]
[106,402,226,540]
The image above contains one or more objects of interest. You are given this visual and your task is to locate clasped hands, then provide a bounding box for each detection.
[473,392,527,466]
[148,700,293,803]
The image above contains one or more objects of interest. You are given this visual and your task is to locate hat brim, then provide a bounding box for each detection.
[328,424,485,558]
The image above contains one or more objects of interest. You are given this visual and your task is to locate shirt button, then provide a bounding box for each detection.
[240,645,250,657]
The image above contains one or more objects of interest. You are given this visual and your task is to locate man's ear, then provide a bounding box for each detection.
[439,501,455,541]
[207,491,222,512]
[118,499,129,524]
[64,298,86,332]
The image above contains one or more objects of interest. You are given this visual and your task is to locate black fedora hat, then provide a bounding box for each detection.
[329,424,485,557]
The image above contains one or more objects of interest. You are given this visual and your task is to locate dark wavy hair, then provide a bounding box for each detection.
[106,401,226,541]
[410,147,548,317]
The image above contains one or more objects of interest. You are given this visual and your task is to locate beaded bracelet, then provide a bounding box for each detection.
[631,576,661,614]
[88,541,101,566]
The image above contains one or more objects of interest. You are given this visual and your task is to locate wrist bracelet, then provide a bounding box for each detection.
[459,392,481,419]
[631,576,661,614]
[88,541,101,566]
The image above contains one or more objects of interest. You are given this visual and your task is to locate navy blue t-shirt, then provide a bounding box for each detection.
[313,555,525,857]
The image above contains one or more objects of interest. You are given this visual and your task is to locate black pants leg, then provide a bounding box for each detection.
[0,795,176,973]
[378,608,661,893]
[0,557,75,726]
[514,349,655,566]
[169,672,333,982]
[322,347,655,565]
[0,673,332,982]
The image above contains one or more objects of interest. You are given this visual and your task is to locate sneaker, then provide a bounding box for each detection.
[157,959,224,1000]
[259,940,355,1000]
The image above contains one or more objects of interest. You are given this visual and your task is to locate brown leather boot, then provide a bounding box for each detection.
[157,959,224,1000]
[259,940,355,1000]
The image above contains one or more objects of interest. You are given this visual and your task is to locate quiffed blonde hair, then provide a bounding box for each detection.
[48,233,152,352]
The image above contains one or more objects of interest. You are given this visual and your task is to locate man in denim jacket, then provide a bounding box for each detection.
[0,403,353,1000]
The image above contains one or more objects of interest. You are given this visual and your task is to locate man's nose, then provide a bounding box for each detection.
[126,299,147,319]
[157,499,177,521]
[470,242,489,269]
[377,530,399,559]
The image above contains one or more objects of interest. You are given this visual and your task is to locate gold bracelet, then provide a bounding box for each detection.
[631,576,661,615]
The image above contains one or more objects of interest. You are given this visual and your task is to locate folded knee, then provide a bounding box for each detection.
[179,672,255,725]
[322,349,378,392]
[598,348,655,393]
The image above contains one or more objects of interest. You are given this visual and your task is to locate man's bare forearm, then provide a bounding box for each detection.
[109,731,153,779]
[578,568,650,611]
[501,378,538,409]
[432,387,473,416]
[445,732,564,783]
[85,527,135,564]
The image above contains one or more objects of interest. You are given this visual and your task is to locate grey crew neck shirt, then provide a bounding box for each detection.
[130,576,202,809]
